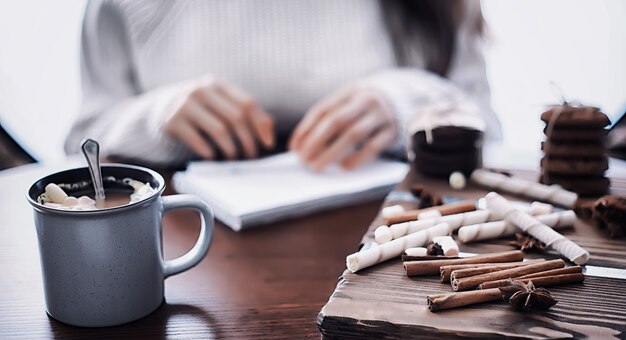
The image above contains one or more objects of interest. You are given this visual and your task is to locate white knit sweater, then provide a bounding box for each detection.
[65,0,501,165]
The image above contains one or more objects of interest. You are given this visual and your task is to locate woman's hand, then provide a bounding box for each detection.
[289,85,398,171]
[164,76,274,159]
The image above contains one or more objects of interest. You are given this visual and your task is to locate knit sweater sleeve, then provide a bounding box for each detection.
[64,0,193,166]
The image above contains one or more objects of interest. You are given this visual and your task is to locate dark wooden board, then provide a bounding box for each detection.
[318,170,626,339]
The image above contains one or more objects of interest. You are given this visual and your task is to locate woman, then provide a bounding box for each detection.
[65,0,501,171]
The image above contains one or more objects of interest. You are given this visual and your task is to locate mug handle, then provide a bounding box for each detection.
[161,194,214,278]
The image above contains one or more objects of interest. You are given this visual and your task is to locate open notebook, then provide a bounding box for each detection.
[172,152,408,231]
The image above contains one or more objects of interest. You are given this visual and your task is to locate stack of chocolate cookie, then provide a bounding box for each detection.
[412,126,483,178]
[540,104,611,197]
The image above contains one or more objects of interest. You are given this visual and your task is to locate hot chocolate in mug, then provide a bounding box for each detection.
[27,164,214,327]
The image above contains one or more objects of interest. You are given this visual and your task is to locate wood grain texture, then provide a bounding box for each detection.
[318,169,626,339]
[0,163,380,339]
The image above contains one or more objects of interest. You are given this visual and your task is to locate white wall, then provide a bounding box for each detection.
[0,0,624,163]
[482,0,626,150]
[0,1,84,163]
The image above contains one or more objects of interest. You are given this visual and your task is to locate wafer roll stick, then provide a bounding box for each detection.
[451,259,565,291]
[449,260,548,282]
[478,272,584,289]
[384,200,476,225]
[471,169,578,208]
[376,210,494,244]
[379,201,555,244]
[404,250,524,277]
[427,288,502,311]
[458,210,576,243]
[485,192,589,265]
[440,259,545,283]
[346,223,449,273]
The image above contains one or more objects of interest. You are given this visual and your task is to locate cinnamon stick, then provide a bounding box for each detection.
[440,259,546,283]
[479,272,584,289]
[449,259,547,282]
[451,259,565,291]
[518,266,582,279]
[427,288,502,311]
[385,200,476,225]
[402,255,460,262]
[404,250,524,277]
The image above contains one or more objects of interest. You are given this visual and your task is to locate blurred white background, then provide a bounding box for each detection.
[0,0,625,164]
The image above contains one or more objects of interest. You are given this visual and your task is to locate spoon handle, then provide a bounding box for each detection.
[81,139,106,203]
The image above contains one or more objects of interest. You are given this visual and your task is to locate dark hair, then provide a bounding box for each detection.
[381,0,480,77]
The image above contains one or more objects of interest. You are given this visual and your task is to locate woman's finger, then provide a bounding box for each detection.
[197,87,257,158]
[289,86,353,151]
[308,110,385,172]
[215,80,276,152]
[248,107,275,149]
[297,92,373,162]
[340,126,397,170]
[167,118,215,160]
[184,100,239,159]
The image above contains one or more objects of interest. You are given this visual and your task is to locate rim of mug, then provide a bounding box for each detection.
[26,163,166,215]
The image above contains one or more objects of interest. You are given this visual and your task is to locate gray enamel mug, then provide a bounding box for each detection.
[26,164,214,327]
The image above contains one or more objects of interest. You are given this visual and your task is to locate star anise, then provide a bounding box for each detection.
[426,242,444,256]
[499,280,558,311]
[510,233,546,252]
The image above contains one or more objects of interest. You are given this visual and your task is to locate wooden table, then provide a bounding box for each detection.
[0,162,382,339]
[318,170,626,339]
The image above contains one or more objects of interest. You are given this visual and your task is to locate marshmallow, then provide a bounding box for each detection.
[449,171,467,190]
[381,205,405,219]
[405,247,428,257]
[374,225,393,244]
[44,183,68,204]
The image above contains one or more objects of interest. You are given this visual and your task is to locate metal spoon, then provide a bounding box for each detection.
[81,139,105,208]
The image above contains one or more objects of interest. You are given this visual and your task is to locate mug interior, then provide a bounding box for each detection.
[27,163,165,213]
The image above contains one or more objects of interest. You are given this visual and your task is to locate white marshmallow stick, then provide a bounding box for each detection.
[529,201,553,215]
[375,200,556,244]
[458,210,576,243]
[374,225,393,244]
[346,223,450,273]
[471,169,578,208]
[485,192,589,265]
[376,210,494,244]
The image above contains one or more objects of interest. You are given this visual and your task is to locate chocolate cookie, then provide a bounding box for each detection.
[592,195,626,238]
[573,198,595,220]
[541,105,610,128]
[413,146,481,178]
[541,141,607,159]
[413,126,483,151]
[544,127,608,142]
[540,174,610,197]
[541,157,608,176]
